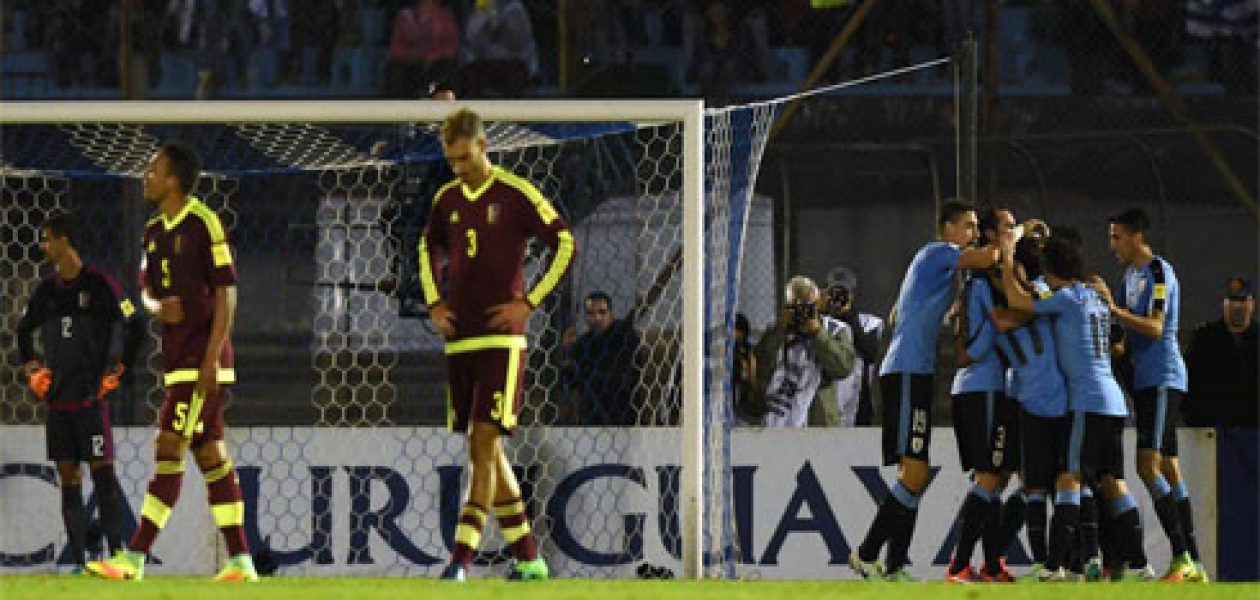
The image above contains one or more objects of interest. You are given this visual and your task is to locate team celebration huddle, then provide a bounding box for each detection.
[849,200,1207,583]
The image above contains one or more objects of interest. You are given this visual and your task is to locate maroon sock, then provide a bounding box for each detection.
[129,458,184,554]
[204,459,249,557]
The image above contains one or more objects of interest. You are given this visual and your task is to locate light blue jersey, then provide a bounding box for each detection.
[997,278,1069,417]
[1032,283,1127,417]
[952,275,1006,394]
[881,241,963,375]
[1119,256,1188,392]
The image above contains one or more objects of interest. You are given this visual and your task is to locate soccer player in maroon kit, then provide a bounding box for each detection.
[18,212,143,573]
[421,108,576,581]
[87,142,257,582]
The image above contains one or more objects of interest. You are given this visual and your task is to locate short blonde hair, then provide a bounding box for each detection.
[784,276,819,304]
[441,108,486,146]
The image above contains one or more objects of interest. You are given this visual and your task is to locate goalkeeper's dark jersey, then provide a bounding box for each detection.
[419,166,576,347]
[17,266,143,406]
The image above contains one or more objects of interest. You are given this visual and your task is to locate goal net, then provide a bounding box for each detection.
[0,100,776,579]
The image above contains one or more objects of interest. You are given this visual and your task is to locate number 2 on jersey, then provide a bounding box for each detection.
[465,228,477,258]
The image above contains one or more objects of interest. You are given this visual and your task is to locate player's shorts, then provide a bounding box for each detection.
[1134,386,1181,456]
[157,384,228,447]
[951,390,1021,473]
[1065,411,1124,483]
[881,373,934,466]
[1020,409,1069,491]
[46,400,114,462]
[446,347,527,435]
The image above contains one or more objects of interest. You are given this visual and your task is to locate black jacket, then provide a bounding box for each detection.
[1185,318,1258,427]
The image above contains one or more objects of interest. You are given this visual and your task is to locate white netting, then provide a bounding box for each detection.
[0,105,774,578]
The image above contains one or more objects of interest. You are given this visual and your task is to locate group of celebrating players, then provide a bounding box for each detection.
[849,200,1206,583]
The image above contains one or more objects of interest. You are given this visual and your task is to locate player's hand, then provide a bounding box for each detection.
[23,361,51,400]
[429,302,457,339]
[157,297,184,324]
[487,298,532,332]
[1090,276,1117,310]
[196,360,219,400]
[98,364,124,398]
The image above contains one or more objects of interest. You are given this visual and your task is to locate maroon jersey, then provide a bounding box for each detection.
[420,166,576,347]
[140,197,237,385]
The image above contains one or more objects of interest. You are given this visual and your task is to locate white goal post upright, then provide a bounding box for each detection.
[0,99,710,579]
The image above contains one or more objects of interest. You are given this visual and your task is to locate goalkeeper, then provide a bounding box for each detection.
[16,211,143,573]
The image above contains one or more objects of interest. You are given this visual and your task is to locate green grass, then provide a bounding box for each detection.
[2,576,1258,600]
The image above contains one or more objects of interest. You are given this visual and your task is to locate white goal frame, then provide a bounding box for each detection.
[0,99,709,579]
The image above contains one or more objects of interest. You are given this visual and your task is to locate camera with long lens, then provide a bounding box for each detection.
[790,301,817,332]
[827,285,851,315]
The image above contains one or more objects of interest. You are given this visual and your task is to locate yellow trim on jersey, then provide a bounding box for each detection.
[526,229,575,308]
[211,243,232,267]
[418,237,441,306]
[499,348,522,430]
[1035,288,1054,301]
[211,501,245,527]
[120,299,136,318]
[461,168,499,202]
[419,181,461,307]
[444,335,527,355]
[1153,284,1167,301]
[163,368,236,386]
[188,200,227,243]
[497,168,559,225]
[142,494,173,528]
[204,459,235,484]
[159,196,198,231]
[155,460,185,475]
[493,499,526,518]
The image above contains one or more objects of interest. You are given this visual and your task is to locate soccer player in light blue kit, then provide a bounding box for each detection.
[1000,234,1151,581]
[990,230,1070,580]
[944,208,1022,583]
[849,199,1006,581]
[1106,208,1203,581]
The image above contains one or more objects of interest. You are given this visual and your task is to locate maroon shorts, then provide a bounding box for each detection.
[446,347,527,435]
[157,384,228,446]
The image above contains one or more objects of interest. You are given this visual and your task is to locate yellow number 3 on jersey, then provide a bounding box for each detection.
[465,228,477,258]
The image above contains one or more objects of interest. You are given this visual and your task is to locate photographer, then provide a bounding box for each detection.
[810,268,886,427]
[741,276,855,428]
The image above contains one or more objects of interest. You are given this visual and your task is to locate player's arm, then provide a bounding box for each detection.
[418,195,456,337]
[198,284,236,394]
[1105,284,1166,340]
[991,307,1033,333]
[957,245,1002,271]
[16,283,48,366]
[16,284,51,398]
[1000,247,1035,312]
[522,204,576,310]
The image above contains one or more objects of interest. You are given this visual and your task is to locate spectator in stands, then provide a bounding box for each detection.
[460,0,537,97]
[810,267,885,427]
[686,0,771,96]
[561,292,643,426]
[384,0,460,98]
[284,0,341,86]
[746,276,854,428]
[1187,0,1258,95]
[1185,278,1258,428]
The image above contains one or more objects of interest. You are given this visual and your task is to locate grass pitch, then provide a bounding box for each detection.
[2,576,1258,600]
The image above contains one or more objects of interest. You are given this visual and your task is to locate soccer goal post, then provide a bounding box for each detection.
[0,99,775,579]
